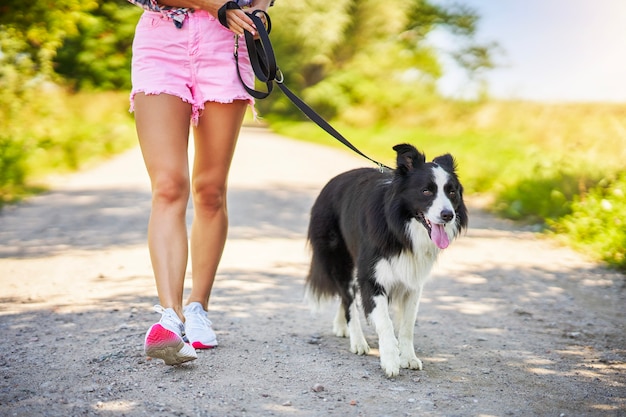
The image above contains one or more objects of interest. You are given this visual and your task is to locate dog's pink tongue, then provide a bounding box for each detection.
[431,224,450,249]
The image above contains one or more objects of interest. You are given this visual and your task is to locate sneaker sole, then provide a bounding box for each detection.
[145,324,197,365]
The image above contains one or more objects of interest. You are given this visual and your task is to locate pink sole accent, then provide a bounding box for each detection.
[145,324,180,349]
[191,341,217,349]
[144,324,197,365]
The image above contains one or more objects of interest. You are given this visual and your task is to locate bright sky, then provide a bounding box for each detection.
[431,0,626,103]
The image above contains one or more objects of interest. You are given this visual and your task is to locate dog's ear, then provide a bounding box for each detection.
[433,153,457,173]
[393,144,425,174]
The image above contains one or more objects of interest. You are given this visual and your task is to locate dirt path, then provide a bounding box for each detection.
[0,127,624,417]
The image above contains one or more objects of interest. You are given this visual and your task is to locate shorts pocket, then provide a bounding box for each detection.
[136,12,168,31]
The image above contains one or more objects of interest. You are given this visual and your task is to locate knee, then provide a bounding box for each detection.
[151,175,190,208]
[192,179,227,215]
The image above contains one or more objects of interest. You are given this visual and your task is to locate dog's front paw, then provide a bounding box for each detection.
[380,355,401,378]
[350,338,370,355]
[379,339,401,377]
[400,354,423,370]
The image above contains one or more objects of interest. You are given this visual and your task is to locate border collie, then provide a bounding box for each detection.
[305,144,468,377]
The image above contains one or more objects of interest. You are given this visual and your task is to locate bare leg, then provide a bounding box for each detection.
[186,100,248,311]
[134,93,191,322]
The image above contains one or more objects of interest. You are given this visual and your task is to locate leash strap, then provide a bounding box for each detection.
[218,2,391,171]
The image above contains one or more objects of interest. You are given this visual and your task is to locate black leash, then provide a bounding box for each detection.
[218,2,392,171]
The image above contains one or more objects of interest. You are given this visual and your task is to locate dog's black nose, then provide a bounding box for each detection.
[441,209,454,223]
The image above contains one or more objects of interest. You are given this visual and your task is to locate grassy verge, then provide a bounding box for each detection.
[266,100,626,271]
[0,89,137,205]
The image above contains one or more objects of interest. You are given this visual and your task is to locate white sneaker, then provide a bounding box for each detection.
[184,302,218,349]
[144,305,197,365]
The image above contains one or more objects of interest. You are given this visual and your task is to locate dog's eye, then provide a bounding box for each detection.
[448,190,456,197]
[422,189,433,196]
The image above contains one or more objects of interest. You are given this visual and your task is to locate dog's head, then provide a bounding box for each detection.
[392,143,468,249]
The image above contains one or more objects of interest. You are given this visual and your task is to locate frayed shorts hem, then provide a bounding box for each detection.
[129,90,255,125]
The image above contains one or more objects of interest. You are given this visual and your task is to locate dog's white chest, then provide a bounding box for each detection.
[374,248,437,291]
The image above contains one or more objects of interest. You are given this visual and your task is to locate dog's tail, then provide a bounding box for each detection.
[305,191,354,310]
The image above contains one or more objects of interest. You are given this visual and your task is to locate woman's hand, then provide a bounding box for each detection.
[223,7,257,36]
[222,1,271,38]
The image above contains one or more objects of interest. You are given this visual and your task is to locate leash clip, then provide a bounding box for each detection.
[275,69,284,84]
[234,35,239,57]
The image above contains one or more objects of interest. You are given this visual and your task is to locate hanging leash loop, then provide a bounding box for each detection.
[218,2,391,170]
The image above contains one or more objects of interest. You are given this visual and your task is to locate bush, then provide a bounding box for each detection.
[493,160,601,223]
[551,174,626,271]
[0,89,136,206]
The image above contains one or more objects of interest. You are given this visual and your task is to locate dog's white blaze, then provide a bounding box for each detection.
[426,166,455,224]
[427,166,459,242]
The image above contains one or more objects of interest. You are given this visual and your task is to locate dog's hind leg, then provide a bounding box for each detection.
[335,289,370,354]
[333,303,348,337]
[347,298,370,355]
[396,287,424,371]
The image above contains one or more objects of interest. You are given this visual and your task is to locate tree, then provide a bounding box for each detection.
[54,1,142,90]
[263,0,497,122]
[0,1,97,76]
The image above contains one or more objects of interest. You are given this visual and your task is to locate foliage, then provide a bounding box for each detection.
[0,89,136,206]
[0,1,97,203]
[55,1,142,90]
[0,1,97,75]
[0,30,35,200]
[551,174,626,271]
[261,0,497,121]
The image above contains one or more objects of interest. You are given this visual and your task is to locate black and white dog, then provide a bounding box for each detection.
[305,144,468,377]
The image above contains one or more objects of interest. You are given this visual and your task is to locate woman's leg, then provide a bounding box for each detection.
[187,100,249,310]
[134,93,192,322]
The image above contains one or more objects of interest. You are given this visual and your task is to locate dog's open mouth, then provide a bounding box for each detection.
[416,212,450,249]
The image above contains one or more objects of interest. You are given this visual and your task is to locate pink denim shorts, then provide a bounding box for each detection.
[130,10,255,124]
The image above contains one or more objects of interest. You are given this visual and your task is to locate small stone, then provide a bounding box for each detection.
[311,383,324,392]
[307,335,322,345]
[514,308,533,317]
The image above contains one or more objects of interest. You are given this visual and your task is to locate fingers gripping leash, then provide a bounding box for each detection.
[217,1,240,29]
